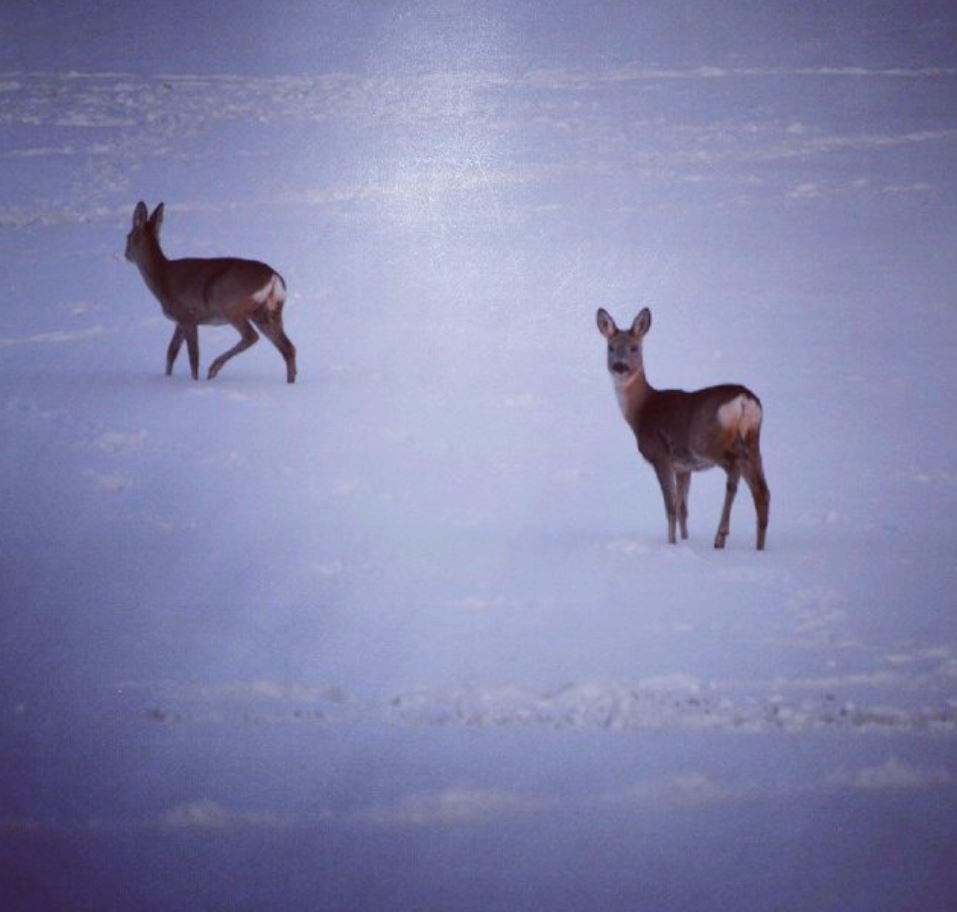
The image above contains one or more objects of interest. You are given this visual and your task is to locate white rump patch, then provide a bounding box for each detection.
[717,394,762,436]
[252,274,286,311]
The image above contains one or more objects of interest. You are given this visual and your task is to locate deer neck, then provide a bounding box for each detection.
[134,239,170,302]
[614,369,654,423]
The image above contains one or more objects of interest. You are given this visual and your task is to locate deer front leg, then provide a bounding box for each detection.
[651,461,679,544]
[714,468,740,549]
[208,318,258,380]
[166,325,185,376]
[675,470,691,540]
[181,324,200,380]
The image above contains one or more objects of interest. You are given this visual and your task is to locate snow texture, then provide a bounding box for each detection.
[2,2,957,910]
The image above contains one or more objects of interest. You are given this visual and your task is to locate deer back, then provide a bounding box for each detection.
[162,257,280,326]
[636,384,762,470]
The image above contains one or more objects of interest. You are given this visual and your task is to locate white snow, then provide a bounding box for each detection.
[3,3,957,910]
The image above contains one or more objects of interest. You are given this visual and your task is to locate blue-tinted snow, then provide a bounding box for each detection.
[2,3,957,910]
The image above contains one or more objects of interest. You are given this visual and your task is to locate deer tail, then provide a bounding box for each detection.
[717,393,763,441]
[253,274,287,313]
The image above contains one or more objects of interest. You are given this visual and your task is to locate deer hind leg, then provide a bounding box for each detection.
[166,325,185,376]
[652,461,679,544]
[252,309,297,384]
[675,470,691,540]
[743,441,770,550]
[714,466,740,549]
[208,318,258,380]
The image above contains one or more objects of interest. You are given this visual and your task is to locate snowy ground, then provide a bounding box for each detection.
[3,4,957,910]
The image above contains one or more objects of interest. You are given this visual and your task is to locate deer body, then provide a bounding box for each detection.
[125,202,297,383]
[598,308,769,550]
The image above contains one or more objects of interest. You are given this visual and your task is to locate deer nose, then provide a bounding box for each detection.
[612,362,630,375]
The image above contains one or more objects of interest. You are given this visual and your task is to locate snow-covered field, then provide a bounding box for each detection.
[3,4,957,909]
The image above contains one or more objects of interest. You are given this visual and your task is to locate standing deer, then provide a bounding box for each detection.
[125,201,297,383]
[597,307,769,550]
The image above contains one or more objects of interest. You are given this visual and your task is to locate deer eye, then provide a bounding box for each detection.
[630,346,638,353]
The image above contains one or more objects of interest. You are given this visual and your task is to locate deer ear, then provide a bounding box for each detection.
[133,201,148,228]
[596,308,617,338]
[631,308,651,337]
[149,203,165,236]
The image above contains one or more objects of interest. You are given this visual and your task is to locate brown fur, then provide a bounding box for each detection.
[598,307,769,549]
[125,202,297,383]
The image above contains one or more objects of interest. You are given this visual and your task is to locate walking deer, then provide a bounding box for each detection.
[125,202,297,383]
[597,308,769,550]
